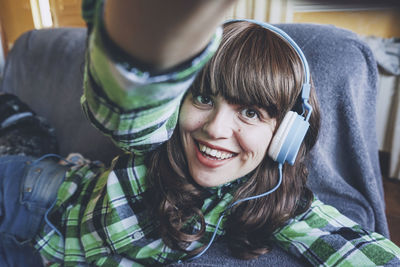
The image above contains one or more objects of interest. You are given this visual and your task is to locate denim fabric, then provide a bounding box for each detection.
[0,155,68,266]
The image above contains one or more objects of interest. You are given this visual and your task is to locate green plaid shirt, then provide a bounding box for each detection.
[33,1,400,266]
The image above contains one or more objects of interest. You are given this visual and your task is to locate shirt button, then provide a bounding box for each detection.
[133,231,144,239]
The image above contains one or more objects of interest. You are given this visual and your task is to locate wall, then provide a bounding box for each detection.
[49,0,85,27]
[0,0,35,51]
[0,0,85,52]
[293,9,400,38]
[0,38,4,79]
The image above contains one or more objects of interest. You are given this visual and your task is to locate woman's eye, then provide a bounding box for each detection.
[194,95,213,105]
[240,108,260,120]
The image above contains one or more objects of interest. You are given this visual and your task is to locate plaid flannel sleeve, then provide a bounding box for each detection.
[273,198,400,266]
[80,0,222,154]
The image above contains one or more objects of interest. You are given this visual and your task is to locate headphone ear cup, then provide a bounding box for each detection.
[268,111,309,165]
[268,111,297,163]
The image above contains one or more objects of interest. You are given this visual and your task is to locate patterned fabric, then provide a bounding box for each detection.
[33,0,400,266]
[274,199,400,266]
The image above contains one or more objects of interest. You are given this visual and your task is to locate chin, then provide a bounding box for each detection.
[190,171,232,188]
[192,175,217,188]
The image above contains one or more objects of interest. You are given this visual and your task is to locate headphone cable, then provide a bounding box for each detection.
[179,163,283,263]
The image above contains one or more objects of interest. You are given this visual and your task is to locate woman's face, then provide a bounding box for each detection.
[179,93,276,187]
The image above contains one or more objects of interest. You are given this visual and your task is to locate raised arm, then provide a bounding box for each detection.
[81,0,236,154]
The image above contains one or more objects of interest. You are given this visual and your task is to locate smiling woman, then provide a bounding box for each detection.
[145,20,320,259]
[1,0,400,266]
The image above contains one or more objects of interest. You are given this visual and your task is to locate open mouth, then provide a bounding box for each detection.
[197,141,238,161]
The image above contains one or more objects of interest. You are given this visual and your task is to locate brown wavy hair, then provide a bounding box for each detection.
[145,21,320,259]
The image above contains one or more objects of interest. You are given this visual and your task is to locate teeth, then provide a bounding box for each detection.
[198,143,234,159]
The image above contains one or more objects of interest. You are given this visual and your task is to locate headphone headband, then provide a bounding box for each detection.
[224,19,313,121]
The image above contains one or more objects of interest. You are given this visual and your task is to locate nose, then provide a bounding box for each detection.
[202,106,235,139]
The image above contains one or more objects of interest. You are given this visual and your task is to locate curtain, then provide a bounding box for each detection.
[224,0,291,23]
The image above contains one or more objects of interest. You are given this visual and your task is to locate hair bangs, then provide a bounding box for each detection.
[190,21,304,120]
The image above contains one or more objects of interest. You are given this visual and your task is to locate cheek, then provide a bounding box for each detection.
[238,125,275,157]
[179,101,205,133]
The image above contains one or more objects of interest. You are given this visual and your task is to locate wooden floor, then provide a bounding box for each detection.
[383,177,400,246]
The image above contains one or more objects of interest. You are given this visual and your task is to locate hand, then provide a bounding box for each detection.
[104,0,237,72]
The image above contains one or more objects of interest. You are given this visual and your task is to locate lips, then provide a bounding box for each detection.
[195,140,237,168]
[198,143,235,159]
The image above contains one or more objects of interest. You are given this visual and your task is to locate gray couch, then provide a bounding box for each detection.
[0,23,388,266]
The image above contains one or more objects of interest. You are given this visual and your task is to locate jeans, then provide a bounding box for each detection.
[0,155,68,267]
